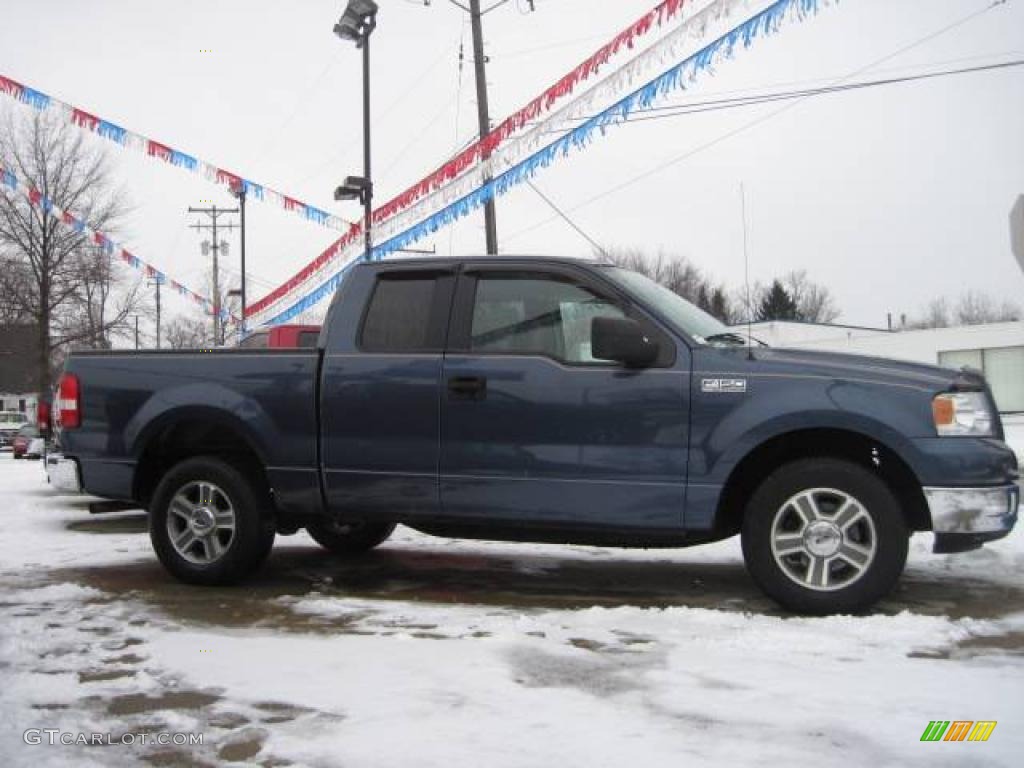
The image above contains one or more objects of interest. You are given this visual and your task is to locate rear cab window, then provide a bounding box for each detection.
[238,331,269,349]
[358,271,454,353]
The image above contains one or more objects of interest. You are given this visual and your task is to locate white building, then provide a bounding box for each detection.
[0,393,38,416]
[729,320,1024,414]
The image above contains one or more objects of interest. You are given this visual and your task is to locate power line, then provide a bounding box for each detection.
[255,49,345,159]
[505,0,1013,244]
[290,33,463,187]
[426,0,538,253]
[378,89,465,180]
[498,31,615,60]
[526,179,606,256]
[588,58,1024,127]
[636,47,1024,103]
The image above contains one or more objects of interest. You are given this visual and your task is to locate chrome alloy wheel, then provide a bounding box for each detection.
[770,488,877,592]
[166,481,236,565]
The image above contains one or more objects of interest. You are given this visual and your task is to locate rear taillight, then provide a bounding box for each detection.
[56,373,81,429]
[37,401,51,433]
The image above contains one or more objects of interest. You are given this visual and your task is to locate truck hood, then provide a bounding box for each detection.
[740,346,981,391]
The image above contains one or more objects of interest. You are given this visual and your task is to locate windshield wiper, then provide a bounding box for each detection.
[704,332,766,347]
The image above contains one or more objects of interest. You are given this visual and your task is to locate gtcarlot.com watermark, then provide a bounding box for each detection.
[24,729,203,747]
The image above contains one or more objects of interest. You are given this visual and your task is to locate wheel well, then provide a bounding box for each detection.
[714,428,930,537]
[133,418,269,509]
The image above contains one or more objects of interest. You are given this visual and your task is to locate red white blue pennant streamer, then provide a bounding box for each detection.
[378,0,786,249]
[261,0,829,326]
[0,75,351,231]
[0,164,230,320]
[248,0,706,318]
[249,0,801,320]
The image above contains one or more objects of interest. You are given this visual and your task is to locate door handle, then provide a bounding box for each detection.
[448,376,487,400]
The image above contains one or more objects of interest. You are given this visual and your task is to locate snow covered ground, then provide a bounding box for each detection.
[0,450,1022,767]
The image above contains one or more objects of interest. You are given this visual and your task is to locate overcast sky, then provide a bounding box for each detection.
[2,0,1022,329]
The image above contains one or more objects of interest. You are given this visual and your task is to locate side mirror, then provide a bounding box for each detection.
[592,316,659,368]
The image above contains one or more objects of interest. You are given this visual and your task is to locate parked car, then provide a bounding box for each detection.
[12,424,43,459]
[51,256,1019,613]
[237,324,320,349]
[0,410,30,450]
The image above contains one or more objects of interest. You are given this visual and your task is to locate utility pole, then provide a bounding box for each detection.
[469,0,498,254]
[148,274,164,349]
[134,316,140,350]
[188,204,238,345]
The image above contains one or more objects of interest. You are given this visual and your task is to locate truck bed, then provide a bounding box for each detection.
[63,348,319,509]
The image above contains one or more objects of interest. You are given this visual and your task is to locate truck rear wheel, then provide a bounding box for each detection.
[740,458,908,614]
[149,456,276,585]
[306,520,396,555]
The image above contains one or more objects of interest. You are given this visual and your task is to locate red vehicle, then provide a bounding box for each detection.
[12,424,42,459]
[237,324,320,349]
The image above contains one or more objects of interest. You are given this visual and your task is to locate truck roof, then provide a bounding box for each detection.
[357,255,610,270]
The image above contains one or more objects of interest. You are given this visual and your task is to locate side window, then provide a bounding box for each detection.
[360,276,438,353]
[470,275,626,364]
[297,331,320,348]
[238,331,268,349]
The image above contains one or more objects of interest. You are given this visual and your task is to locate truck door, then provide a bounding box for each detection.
[320,267,455,520]
[440,264,690,529]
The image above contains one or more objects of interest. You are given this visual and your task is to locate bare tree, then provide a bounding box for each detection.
[781,270,840,323]
[164,313,217,349]
[0,252,29,325]
[905,297,952,330]
[161,263,239,349]
[601,247,735,323]
[734,271,841,324]
[956,290,1019,326]
[62,244,149,349]
[906,291,1019,329]
[0,109,134,391]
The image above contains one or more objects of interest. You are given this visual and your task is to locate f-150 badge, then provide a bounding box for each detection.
[701,378,747,393]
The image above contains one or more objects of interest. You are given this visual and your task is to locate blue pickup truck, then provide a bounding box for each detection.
[52,256,1018,613]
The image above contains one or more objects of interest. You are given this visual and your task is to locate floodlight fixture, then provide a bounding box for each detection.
[333,0,377,47]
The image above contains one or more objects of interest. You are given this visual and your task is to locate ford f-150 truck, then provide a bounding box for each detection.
[51,256,1019,613]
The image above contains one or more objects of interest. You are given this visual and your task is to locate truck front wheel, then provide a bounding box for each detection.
[306,520,396,555]
[741,458,908,614]
[150,456,276,585]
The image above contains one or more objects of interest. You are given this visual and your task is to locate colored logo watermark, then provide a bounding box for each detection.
[921,721,997,742]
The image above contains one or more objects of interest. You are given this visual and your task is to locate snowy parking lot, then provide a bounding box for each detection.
[1,450,1022,767]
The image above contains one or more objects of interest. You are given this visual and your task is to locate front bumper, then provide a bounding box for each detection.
[46,453,83,494]
[925,484,1019,553]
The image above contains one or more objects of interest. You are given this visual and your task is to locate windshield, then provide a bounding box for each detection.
[599,266,734,344]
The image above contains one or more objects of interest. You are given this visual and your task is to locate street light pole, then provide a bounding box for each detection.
[333,1,378,262]
[361,30,372,261]
[227,182,249,331]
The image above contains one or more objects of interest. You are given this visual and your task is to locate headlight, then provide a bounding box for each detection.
[932,392,994,437]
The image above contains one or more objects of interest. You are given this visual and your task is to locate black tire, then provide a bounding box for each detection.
[741,458,908,615]
[149,456,276,585]
[306,519,396,555]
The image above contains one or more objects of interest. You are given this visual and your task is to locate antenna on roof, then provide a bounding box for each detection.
[740,182,754,361]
